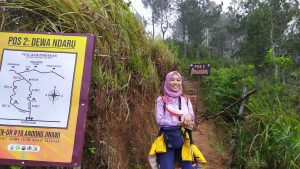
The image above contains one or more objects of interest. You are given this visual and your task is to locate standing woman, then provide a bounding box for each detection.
[156,71,194,169]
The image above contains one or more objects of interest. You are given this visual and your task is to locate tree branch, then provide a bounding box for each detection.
[200,89,257,121]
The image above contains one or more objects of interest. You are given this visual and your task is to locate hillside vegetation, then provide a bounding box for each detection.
[172,44,300,169]
[200,53,300,169]
[1,0,177,168]
[2,0,300,169]
[162,0,300,167]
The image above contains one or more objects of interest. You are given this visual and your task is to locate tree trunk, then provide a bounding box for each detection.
[183,24,187,58]
[270,13,278,77]
[282,70,286,84]
[0,14,4,31]
[184,42,187,58]
[161,21,168,40]
[152,17,155,38]
[197,45,200,58]
[221,47,224,68]
[0,0,5,31]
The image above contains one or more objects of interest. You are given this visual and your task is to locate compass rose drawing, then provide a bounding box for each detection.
[47,86,61,102]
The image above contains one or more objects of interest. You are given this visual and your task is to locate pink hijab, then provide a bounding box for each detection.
[163,71,183,98]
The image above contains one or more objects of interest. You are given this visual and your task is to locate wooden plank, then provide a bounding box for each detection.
[238,86,248,117]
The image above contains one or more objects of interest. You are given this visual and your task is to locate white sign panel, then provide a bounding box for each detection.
[0,50,76,128]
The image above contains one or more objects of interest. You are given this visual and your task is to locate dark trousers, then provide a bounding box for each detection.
[158,149,193,169]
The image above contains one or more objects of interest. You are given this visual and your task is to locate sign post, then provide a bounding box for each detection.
[0,32,95,167]
[189,64,211,113]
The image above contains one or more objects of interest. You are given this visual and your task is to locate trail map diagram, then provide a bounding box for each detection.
[0,50,77,128]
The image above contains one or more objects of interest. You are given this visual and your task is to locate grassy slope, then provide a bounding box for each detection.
[1,0,177,168]
[200,61,300,168]
[171,41,300,169]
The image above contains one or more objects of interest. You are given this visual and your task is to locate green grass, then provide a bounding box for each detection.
[2,1,177,168]
[240,92,300,169]
[212,140,225,156]
[192,53,300,168]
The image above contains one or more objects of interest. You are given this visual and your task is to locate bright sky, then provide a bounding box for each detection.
[129,0,232,37]
[130,0,232,17]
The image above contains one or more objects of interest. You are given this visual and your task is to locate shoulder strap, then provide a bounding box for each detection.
[179,96,181,110]
[178,96,181,121]
[161,96,182,115]
[182,96,190,107]
[184,96,189,103]
[162,96,167,114]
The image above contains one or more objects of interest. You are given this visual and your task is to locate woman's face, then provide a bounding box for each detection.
[169,74,181,92]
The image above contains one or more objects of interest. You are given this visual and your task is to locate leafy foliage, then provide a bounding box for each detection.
[1,0,177,168]
[238,3,272,64]
[235,83,300,169]
[202,65,255,114]
[178,0,221,45]
[199,52,300,169]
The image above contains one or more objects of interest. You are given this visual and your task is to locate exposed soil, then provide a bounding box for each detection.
[183,80,230,169]
[0,79,230,169]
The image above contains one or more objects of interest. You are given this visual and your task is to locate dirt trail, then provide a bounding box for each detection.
[183,80,229,169]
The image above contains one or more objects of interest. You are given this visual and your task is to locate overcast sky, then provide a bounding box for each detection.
[130,0,232,18]
[129,0,232,37]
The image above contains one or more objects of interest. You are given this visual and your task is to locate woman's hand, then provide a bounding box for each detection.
[178,122,193,130]
[183,114,192,124]
[178,114,194,130]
